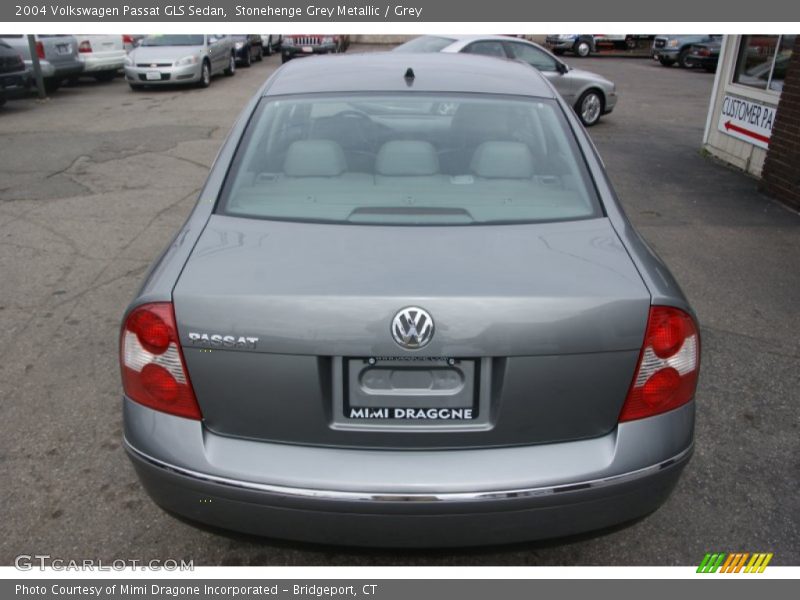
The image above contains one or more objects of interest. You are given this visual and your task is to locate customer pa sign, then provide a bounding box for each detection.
[718,94,776,150]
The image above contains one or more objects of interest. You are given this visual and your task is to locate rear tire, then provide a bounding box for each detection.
[255,45,263,62]
[264,38,273,56]
[44,78,61,93]
[94,71,117,82]
[242,47,252,67]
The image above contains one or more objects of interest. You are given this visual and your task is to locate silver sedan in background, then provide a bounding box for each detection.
[394,35,618,126]
[124,34,235,90]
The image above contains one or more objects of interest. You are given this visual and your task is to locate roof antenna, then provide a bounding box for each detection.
[404,67,415,86]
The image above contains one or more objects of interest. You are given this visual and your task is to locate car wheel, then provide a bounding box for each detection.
[659,57,675,67]
[43,78,61,93]
[243,47,252,67]
[264,38,273,56]
[678,48,693,69]
[573,40,591,57]
[224,53,235,76]
[199,61,211,87]
[703,64,717,73]
[255,45,263,62]
[0,97,7,107]
[552,49,565,55]
[577,89,604,127]
[281,54,291,64]
[94,71,117,82]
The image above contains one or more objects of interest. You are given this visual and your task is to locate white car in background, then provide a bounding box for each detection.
[74,35,126,81]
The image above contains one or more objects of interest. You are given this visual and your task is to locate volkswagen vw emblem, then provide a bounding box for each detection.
[391,307,434,350]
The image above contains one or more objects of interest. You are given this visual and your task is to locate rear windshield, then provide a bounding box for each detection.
[218,93,601,225]
[394,36,458,53]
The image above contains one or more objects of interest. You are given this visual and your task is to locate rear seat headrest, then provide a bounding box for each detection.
[284,140,347,177]
[376,141,440,176]
[471,141,534,179]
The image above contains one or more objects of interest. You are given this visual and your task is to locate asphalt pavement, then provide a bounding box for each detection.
[0,47,798,566]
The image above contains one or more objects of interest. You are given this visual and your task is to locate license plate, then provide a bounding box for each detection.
[302,46,313,53]
[56,44,70,55]
[146,71,162,81]
[344,358,478,421]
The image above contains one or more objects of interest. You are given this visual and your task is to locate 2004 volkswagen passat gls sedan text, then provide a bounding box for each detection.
[120,53,700,547]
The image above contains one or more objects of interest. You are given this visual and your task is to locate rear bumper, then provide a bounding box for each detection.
[79,52,126,73]
[282,44,337,60]
[124,398,694,547]
[0,71,31,99]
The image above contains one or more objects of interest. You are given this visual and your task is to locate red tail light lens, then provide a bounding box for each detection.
[619,306,700,422]
[122,35,133,45]
[35,41,45,60]
[120,303,201,420]
[78,40,92,53]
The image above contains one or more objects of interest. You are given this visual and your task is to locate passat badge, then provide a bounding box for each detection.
[391,307,434,350]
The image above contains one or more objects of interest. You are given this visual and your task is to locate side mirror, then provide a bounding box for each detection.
[556,62,569,74]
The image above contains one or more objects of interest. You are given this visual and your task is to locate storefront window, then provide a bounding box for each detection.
[733,35,795,93]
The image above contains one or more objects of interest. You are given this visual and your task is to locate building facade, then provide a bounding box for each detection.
[702,34,799,209]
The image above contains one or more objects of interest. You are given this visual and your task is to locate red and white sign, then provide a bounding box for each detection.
[718,94,776,150]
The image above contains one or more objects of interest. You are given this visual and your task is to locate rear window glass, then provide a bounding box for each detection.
[218,93,601,225]
[394,36,457,53]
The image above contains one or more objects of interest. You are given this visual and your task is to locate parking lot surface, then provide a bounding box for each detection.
[1,47,798,566]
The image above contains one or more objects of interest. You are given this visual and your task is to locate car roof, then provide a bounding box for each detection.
[264,52,554,98]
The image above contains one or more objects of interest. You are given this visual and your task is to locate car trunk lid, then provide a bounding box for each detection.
[173,215,651,448]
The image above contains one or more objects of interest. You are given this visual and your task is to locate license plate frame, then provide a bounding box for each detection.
[145,70,162,81]
[331,357,492,429]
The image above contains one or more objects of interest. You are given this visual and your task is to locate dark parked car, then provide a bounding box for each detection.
[231,35,263,67]
[259,35,282,56]
[121,53,700,547]
[652,35,721,68]
[0,40,30,106]
[0,34,83,92]
[687,39,722,72]
[281,35,349,63]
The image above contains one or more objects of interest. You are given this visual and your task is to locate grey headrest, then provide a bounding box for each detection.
[471,141,534,179]
[284,140,346,177]
[375,141,440,176]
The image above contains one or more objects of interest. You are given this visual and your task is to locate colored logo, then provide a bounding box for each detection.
[697,552,773,573]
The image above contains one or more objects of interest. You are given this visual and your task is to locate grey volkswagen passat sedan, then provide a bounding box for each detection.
[394,35,618,127]
[124,34,235,90]
[120,53,700,547]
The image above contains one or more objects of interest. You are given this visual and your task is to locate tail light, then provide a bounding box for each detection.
[78,40,92,53]
[120,302,202,420]
[35,41,45,60]
[122,35,133,45]
[619,306,700,422]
